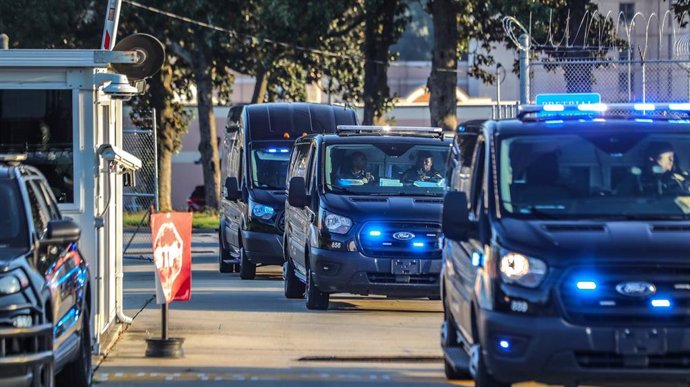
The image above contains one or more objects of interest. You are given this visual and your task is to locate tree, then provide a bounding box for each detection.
[362,0,409,125]
[428,0,460,131]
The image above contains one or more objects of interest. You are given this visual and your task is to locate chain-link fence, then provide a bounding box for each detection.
[123,128,158,212]
[526,59,690,104]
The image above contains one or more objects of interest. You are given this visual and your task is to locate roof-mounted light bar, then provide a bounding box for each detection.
[517,102,690,121]
[336,125,444,138]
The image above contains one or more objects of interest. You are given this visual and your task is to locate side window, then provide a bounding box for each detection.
[468,137,486,215]
[289,143,311,180]
[38,180,61,220]
[26,181,50,237]
[306,145,318,191]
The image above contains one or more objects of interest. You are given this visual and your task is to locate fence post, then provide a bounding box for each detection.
[152,108,159,213]
[519,34,530,105]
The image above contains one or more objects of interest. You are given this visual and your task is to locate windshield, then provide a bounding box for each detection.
[325,142,449,196]
[499,131,690,219]
[0,180,28,250]
[250,144,292,189]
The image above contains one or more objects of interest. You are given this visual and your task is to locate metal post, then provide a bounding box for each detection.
[496,65,502,119]
[642,60,646,104]
[162,303,168,340]
[519,34,530,105]
[152,108,159,213]
[627,48,632,102]
[0,34,8,50]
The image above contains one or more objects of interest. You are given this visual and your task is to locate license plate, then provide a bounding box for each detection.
[392,259,421,275]
[615,328,667,355]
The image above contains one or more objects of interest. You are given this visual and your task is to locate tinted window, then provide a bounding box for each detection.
[25,181,49,238]
[250,143,292,189]
[0,180,28,250]
[289,143,312,180]
[499,131,690,218]
[326,142,450,196]
[0,90,73,203]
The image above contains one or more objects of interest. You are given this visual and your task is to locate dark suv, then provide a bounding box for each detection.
[441,103,690,387]
[284,126,451,310]
[0,155,91,387]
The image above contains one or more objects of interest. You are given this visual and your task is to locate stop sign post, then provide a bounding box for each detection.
[145,212,192,358]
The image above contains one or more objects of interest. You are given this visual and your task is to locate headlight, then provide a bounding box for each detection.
[0,270,29,295]
[322,211,352,234]
[251,203,275,220]
[499,252,547,288]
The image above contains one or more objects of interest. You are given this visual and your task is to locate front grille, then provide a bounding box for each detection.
[367,273,438,284]
[576,351,690,369]
[358,222,441,259]
[559,265,690,326]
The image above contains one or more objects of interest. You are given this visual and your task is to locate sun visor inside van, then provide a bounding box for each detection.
[246,103,357,141]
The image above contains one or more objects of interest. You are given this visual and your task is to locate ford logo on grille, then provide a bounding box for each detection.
[616,282,657,297]
[392,232,415,241]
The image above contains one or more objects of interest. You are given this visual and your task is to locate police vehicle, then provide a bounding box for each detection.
[441,102,690,387]
[219,103,358,279]
[283,126,451,310]
[0,155,91,387]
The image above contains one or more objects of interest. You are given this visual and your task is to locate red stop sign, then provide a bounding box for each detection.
[151,213,192,303]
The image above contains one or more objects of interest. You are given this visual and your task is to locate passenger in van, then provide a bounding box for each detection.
[402,152,443,183]
[337,151,376,184]
[637,142,690,195]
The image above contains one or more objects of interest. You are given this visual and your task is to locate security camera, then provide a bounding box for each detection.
[97,144,142,172]
[95,72,139,100]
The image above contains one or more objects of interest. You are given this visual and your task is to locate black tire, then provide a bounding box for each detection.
[218,229,235,274]
[473,349,511,387]
[239,247,256,280]
[442,306,471,380]
[56,304,92,387]
[284,259,305,299]
[305,268,329,310]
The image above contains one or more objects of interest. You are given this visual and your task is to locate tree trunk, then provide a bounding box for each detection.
[251,66,270,103]
[428,0,459,131]
[194,50,221,210]
[362,0,399,125]
[149,64,175,212]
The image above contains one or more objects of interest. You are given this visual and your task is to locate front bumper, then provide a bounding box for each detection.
[469,309,690,386]
[310,247,441,298]
[241,229,284,265]
[0,324,53,387]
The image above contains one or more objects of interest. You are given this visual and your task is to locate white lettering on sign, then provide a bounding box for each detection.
[153,223,184,302]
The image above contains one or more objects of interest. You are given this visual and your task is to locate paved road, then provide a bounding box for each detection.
[93,232,546,387]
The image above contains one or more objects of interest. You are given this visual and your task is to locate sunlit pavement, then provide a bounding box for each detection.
[92,232,552,386]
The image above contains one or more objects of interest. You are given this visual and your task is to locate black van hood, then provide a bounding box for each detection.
[495,218,690,265]
[250,189,286,210]
[320,193,443,224]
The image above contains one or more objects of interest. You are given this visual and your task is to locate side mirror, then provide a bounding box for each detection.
[288,177,309,208]
[45,219,81,244]
[224,177,241,201]
[442,191,471,241]
[226,122,240,134]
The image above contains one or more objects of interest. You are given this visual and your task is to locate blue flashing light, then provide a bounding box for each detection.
[413,242,424,248]
[471,252,483,267]
[498,339,511,351]
[545,119,564,125]
[651,299,671,308]
[577,281,597,290]
[593,118,606,122]
[635,118,654,123]
[669,119,690,124]
[634,103,656,111]
[577,103,608,112]
[543,104,565,112]
[267,148,277,153]
[669,103,690,111]
[279,148,289,153]
[369,230,382,237]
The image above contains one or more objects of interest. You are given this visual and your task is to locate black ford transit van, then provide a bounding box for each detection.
[283,126,451,310]
[219,103,358,279]
[441,103,690,387]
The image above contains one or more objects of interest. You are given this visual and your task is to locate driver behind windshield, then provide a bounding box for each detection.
[402,152,443,183]
[636,142,690,196]
[337,151,376,184]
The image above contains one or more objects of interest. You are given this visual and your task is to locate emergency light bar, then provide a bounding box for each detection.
[336,125,444,138]
[518,103,690,121]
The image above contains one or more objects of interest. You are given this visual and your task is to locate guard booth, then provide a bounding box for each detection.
[0,49,144,352]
